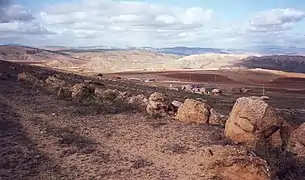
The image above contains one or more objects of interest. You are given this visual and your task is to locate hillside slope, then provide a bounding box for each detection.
[236,55,305,73]
[1,45,305,74]
[76,50,179,73]
[167,53,250,70]
[0,46,180,73]
[166,54,305,74]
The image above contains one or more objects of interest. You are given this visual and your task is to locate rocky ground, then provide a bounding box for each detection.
[1,60,305,180]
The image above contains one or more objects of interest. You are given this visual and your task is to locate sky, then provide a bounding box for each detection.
[1,0,305,49]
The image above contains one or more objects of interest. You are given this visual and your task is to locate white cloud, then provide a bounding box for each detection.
[0,21,54,35]
[0,2,34,23]
[0,0,55,38]
[37,0,213,47]
[1,0,305,49]
[249,8,305,32]
[40,1,213,29]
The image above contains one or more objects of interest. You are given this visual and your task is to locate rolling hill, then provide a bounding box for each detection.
[1,45,305,74]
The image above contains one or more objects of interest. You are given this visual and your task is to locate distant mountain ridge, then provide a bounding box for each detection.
[44,45,305,56]
[145,47,234,56]
[1,44,305,74]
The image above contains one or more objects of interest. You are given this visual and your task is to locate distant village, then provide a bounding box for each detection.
[119,76,255,97]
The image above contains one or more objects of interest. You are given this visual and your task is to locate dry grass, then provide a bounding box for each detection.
[1,60,305,179]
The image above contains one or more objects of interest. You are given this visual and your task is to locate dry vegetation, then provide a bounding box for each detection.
[2,45,305,75]
[1,45,305,179]
[1,59,305,179]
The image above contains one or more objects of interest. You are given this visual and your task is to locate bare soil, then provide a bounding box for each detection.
[1,60,305,179]
[0,60,231,179]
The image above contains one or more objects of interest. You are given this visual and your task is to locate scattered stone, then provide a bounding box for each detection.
[146,92,171,117]
[53,74,63,79]
[287,123,305,157]
[57,87,72,99]
[209,108,226,126]
[119,91,130,99]
[199,87,207,94]
[176,99,211,124]
[171,100,183,109]
[95,88,122,101]
[241,87,252,93]
[171,100,183,113]
[17,72,39,84]
[128,94,148,109]
[224,96,292,149]
[70,83,95,102]
[45,76,67,90]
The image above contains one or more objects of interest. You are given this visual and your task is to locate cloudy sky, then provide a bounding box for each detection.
[1,0,305,49]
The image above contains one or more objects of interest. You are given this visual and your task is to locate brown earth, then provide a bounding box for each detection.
[0,60,231,179]
[1,60,305,179]
[110,69,305,115]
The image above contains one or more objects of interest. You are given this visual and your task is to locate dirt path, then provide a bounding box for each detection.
[0,77,229,179]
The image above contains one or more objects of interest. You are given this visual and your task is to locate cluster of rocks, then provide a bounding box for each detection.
[17,72,131,104]
[143,93,305,179]
[16,72,305,179]
[223,96,305,179]
[17,72,41,84]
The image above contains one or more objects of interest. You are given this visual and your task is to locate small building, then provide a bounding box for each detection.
[143,78,156,83]
[211,88,222,95]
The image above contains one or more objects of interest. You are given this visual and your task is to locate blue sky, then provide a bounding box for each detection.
[1,0,305,49]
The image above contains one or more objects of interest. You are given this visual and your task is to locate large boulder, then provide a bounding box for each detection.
[17,72,39,84]
[95,88,129,102]
[146,92,171,117]
[70,83,95,102]
[287,123,305,157]
[45,76,67,90]
[128,94,148,110]
[176,99,211,124]
[204,145,271,180]
[95,88,122,101]
[225,96,292,149]
[205,154,271,180]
